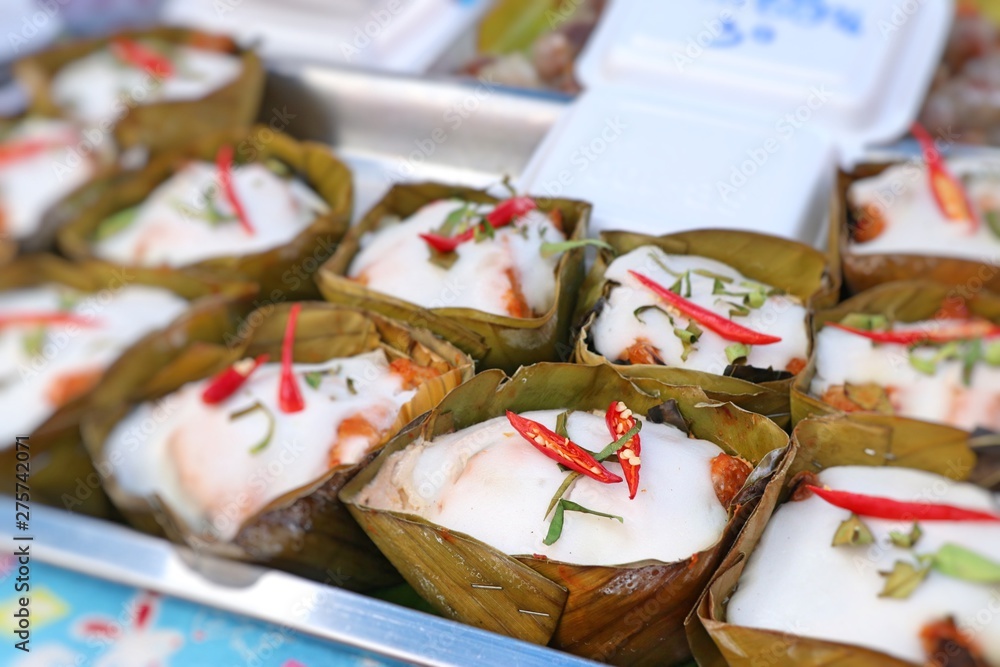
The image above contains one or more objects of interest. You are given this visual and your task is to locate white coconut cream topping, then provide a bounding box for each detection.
[358,409,731,566]
[0,284,188,446]
[810,321,1000,431]
[590,246,809,375]
[847,157,1000,263]
[0,118,96,241]
[91,160,329,267]
[106,350,430,541]
[728,466,1000,665]
[347,199,565,318]
[51,40,242,124]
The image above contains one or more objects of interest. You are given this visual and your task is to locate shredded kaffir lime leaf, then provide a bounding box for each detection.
[93,206,140,240]
[839,313,891,331]
[725,343,751,365]
[879,560,931,599]
[931,543,1000,584]
[22,327,45,359]
[889,523,923,549]
[594,421,641,462]
[832,513,874,547]
[693,268,733,283]
[540,238,614,258]
[229,401,276,454]
[543,499,623,546]
[633,305,672,325]
[304,371,324,390]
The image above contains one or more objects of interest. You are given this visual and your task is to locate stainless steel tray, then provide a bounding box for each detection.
[258,63,570,218]
[2,502,599,666]
[0,67,606,666]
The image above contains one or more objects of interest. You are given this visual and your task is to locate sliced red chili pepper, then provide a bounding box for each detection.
[278,303,305,413]
[628,270,782,345]
[911,122,978,231]
[605,401,640,499]
[0,137,74,167]
[201,354,269,405]
[215,145,255,236]
[486,196,536,226]
[420,197,536,253]
[109,37,174,77]
[807,485,1000,522]
[0,312,98,329]
[506,410,622,484]
[826,320,1000,344]
[419,228,475,253]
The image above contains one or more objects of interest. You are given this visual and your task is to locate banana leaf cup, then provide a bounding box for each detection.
[572,230,838,428]
[0,254,256,518]
[316,183,591,374]
[340,362,793,665]
[14,27,264,155]
[81,301,475,591]
[688,413,985,667]
[791,280,1000,445]
[55,125,352,298]
[0,115,116,262]
[833,163,1000,295]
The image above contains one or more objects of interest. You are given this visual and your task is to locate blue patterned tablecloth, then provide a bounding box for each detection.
[3,559,406,667]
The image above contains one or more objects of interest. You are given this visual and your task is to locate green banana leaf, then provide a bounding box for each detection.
[82,301,475,591]
[14,27,264,155]
[340,362,792,664]
[0,114,116,261]
[688,413,979,667]
[316,182,591,373]
[572,229,838,427]
[833,163,1000,295]
[791,280,1000,443]
[55,125,352,298]
[0,254,256,518]
[478,0,582,53]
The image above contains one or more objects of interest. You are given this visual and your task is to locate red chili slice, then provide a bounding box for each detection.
[278,303,305,413]
[605,401,640,499]
[825,320,1000,344]
[419,228,475,253]
[0,312,98,329]
[420,197,536,253]
[215,145,255,236]
[506,410,622,484]
[201,354,269,405]
[0,138,74,166]
[911,122,978,232]
[486,196,536,226]
[109,37,175,77]
[628,270,782,345]
[807,485,1000,522]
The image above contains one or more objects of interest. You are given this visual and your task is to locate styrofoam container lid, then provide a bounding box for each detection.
[520,85,834,243]
[161,0,491,73]
[575,0,952,157]
[519,0,952,243]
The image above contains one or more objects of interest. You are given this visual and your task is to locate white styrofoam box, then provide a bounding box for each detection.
[0,0,64,66]
[575,0,952,161]
[520,0,952,245]
[520,85,833,242]
[161,0,491,73]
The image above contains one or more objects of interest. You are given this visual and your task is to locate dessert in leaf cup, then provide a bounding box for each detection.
[57,126,352,298]
[341,363,791,665]
[318,183,592,373]
[83,301,473,589]
[838,123,1000,294]
[692,414,999,667]
[573,229,835,425]
[15,27,264,154]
